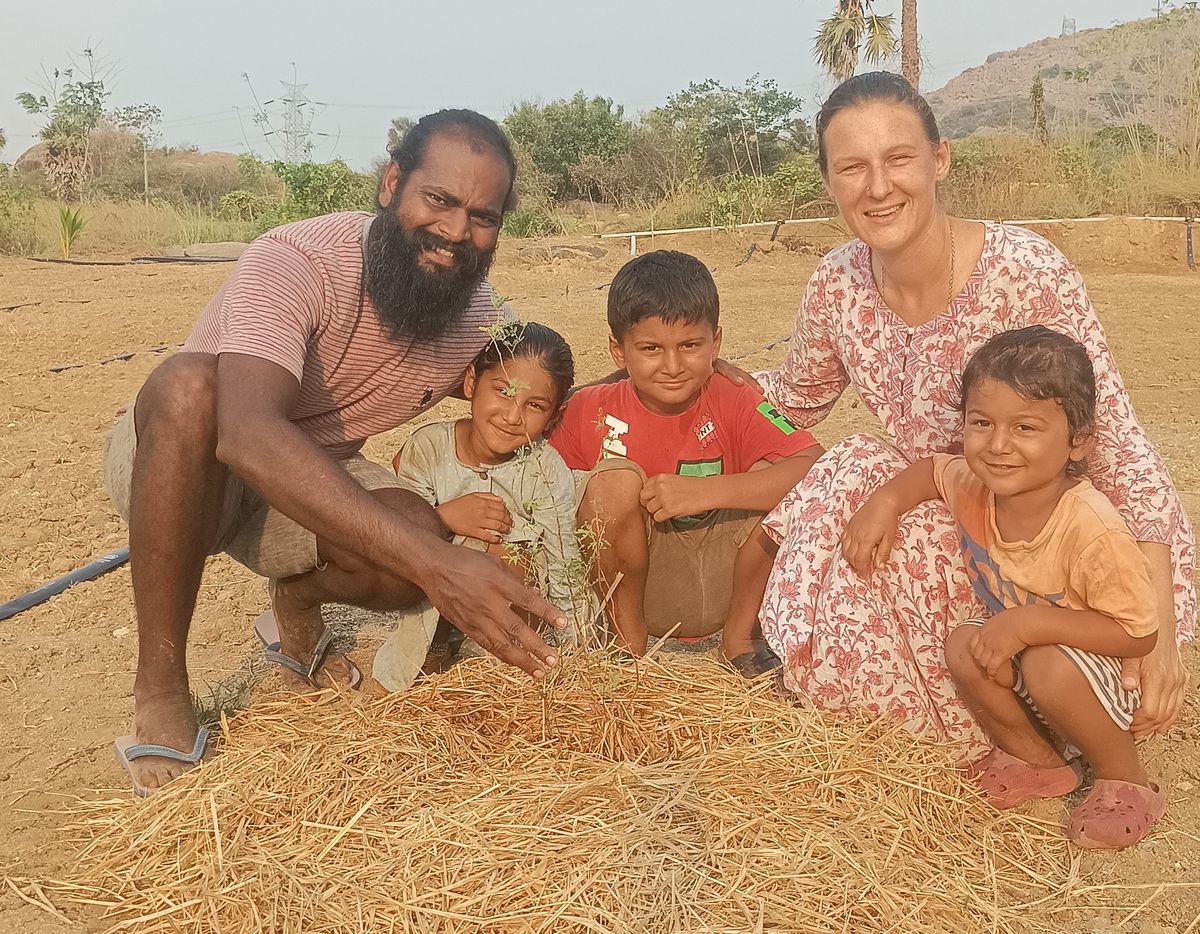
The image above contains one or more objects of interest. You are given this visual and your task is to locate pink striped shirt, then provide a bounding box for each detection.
[184,211,508,459]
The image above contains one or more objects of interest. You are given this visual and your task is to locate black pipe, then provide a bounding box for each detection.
[0,547,130,621]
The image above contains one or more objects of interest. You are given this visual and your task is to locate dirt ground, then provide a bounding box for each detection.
[1,226,1198,932]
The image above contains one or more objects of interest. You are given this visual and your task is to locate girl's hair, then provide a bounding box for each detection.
[960,326,1096,476]
[816,71,941,174]
[472,321,575,429]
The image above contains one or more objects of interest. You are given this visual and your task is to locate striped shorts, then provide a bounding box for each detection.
[960,618,1141,731]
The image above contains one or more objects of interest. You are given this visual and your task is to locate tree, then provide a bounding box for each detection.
[1030,74,1050,145]
[900,0,920,89]
[503,92,630,199]
[386,116,414,153]
[0,128,6,158]
[813,0,897,83]
[111,103,162,202]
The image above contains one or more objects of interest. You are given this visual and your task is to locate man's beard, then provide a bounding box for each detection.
[363,205,495,342]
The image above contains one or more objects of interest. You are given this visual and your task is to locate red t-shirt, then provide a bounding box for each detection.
[550,376,818,479]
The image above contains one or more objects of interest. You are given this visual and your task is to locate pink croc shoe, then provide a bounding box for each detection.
[967,747,1082,810]
[1067,780,1165,849]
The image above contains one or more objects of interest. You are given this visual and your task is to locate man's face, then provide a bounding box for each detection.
[365,132,511,341]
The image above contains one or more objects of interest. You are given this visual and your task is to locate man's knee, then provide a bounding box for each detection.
[579,467,644,522]
[372,487,449,539]
[136,353,218,435]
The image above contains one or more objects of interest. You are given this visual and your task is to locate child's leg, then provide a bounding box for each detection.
[944,626,1065,769]
[1019,645,1148,786]
[576,464,649,655]
[722,522,778,660]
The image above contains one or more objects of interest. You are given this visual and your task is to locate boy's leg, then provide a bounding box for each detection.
[721,522,778,660]
[576,461,650,654]
[1019,645,1148,786]
[944,626,1065,769]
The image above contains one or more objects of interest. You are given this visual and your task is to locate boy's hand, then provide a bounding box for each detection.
[436,493,513,543]
[640,474,710,522]
[841,493,900,578]
[968,617,1027,686]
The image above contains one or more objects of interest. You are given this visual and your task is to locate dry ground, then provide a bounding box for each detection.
[0,228,1198,931]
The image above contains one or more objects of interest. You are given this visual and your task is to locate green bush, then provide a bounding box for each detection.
[0,169,40,254]
[219,188,281,224]
[501,208,563,238]
[270,160,376,223]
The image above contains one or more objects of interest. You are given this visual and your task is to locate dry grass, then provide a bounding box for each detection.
[28,199,253,256]
[24,650,1084,934]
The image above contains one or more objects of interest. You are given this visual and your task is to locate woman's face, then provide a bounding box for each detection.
[821,101,950,254]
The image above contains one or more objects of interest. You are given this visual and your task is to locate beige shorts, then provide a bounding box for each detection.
[574,458,761,638]
[102,397,408,581]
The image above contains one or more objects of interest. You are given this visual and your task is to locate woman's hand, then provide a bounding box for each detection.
[841,493,900,578]
[436,493,512,543]
[1123,638,1190,739]
[713,358,764,395]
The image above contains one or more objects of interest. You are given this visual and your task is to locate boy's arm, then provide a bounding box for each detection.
[841,458,940,578]
[638,445,823,520]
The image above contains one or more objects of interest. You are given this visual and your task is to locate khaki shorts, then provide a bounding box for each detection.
[574,458,761,638]
[102,397,408,581]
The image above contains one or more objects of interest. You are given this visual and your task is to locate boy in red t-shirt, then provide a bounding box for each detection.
[550,250,822,675]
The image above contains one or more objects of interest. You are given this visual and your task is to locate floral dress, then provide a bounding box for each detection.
[757,223,1196,758]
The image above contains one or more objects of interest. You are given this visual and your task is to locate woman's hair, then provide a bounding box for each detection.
[960,326,1096,476]
[815,71,941,174]
[472,321,575,428]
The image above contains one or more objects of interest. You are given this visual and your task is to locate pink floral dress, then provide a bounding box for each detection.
[757,223,1196,758]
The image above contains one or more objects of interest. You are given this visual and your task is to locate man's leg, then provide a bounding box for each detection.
[721,522,779,660]
[576,465,649,655]
[125,354,230,792]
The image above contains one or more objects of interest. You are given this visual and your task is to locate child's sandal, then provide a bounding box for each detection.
[967,747,1081,810]
[1067,780,1164,849]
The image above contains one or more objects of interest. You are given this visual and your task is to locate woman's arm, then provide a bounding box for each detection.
[1123,541,1190,738]
[841,458,940,578]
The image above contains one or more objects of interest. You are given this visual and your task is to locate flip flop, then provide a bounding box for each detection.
[967,747,1081,809]
[724,643,784,680]
[253,611,362,690]
[113,727,209,798]
[1067,779,1165,849]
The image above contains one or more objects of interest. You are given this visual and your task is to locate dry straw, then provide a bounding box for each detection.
[41,651,1077,933]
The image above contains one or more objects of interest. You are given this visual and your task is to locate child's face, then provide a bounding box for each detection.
[463,356,559,458]
[962,378,1090,499]
[609,317,721,416]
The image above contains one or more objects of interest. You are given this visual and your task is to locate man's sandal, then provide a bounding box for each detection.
[113,728,209,798]
[967,747,1082,809]
[254,611,362,690]
[1067,780,1165,849]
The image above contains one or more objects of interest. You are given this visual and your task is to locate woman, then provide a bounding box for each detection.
[756,72,1194,759]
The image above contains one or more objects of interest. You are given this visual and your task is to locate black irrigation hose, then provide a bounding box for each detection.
[0,547,130,622]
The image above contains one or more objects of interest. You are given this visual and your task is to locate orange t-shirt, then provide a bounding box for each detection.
[932,454,1157,638]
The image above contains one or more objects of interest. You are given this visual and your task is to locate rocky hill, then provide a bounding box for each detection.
[927,8,1200,139]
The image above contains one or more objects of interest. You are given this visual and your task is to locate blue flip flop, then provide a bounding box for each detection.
[113,727,209,798]
[253,610,362,690]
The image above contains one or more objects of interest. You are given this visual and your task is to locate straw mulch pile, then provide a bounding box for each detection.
[43,651,1078,933]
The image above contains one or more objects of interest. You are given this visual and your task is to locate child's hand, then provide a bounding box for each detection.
[968,618,1027,686]
[436,493,513,544]
[640,474,710,522]
[840,494,900,578]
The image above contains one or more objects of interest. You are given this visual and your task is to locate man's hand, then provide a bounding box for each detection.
[1123,638,1190,739]
[714,358,764,394]
[969,616,1027,686]
[841,493,900,578]
[640,474,710,523]
[436,493,513,544]
[422,544,566,678]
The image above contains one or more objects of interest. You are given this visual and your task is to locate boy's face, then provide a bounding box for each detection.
[609,317,721,416]
[962,378,1090,499]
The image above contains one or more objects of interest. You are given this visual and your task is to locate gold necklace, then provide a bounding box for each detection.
[877,220,957,312]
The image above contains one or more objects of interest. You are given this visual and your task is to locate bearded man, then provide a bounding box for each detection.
[102,110,566,795]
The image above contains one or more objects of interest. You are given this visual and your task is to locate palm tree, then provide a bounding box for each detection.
[900,0,919,89]
[813,0,898,83]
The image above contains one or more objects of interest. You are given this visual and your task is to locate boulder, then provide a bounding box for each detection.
[184,241,248,259]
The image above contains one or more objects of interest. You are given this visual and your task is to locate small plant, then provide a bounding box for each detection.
[56,204,86,258]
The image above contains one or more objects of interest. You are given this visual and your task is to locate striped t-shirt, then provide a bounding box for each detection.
[184,211,509,459]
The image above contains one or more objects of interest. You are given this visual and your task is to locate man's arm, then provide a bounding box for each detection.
[214,352,565,676]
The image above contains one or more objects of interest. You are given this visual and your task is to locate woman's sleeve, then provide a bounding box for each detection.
[756,264,850,430]
[529,448,588,633]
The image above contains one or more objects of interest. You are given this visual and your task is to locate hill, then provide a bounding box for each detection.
[926,8,1200,139]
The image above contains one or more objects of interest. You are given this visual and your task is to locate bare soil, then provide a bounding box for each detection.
[0,227,1197,931]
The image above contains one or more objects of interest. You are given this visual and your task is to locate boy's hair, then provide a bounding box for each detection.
[472,321,575,429]
[960,326,1096,476]
[607,250,719,340]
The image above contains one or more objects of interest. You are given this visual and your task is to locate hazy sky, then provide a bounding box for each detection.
[1,0,1160,169]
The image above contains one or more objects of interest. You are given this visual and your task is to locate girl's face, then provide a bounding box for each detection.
[462,355,560,461]
[962,378,1090,500]
[821,101,950,254]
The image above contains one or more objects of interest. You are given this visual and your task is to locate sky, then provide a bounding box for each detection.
[0,0,1163,170]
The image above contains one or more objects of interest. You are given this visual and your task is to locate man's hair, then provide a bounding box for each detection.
[815,71,940,174]
[388,109,518,213]
[960,326,1096,476]
[607,250,719,340]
